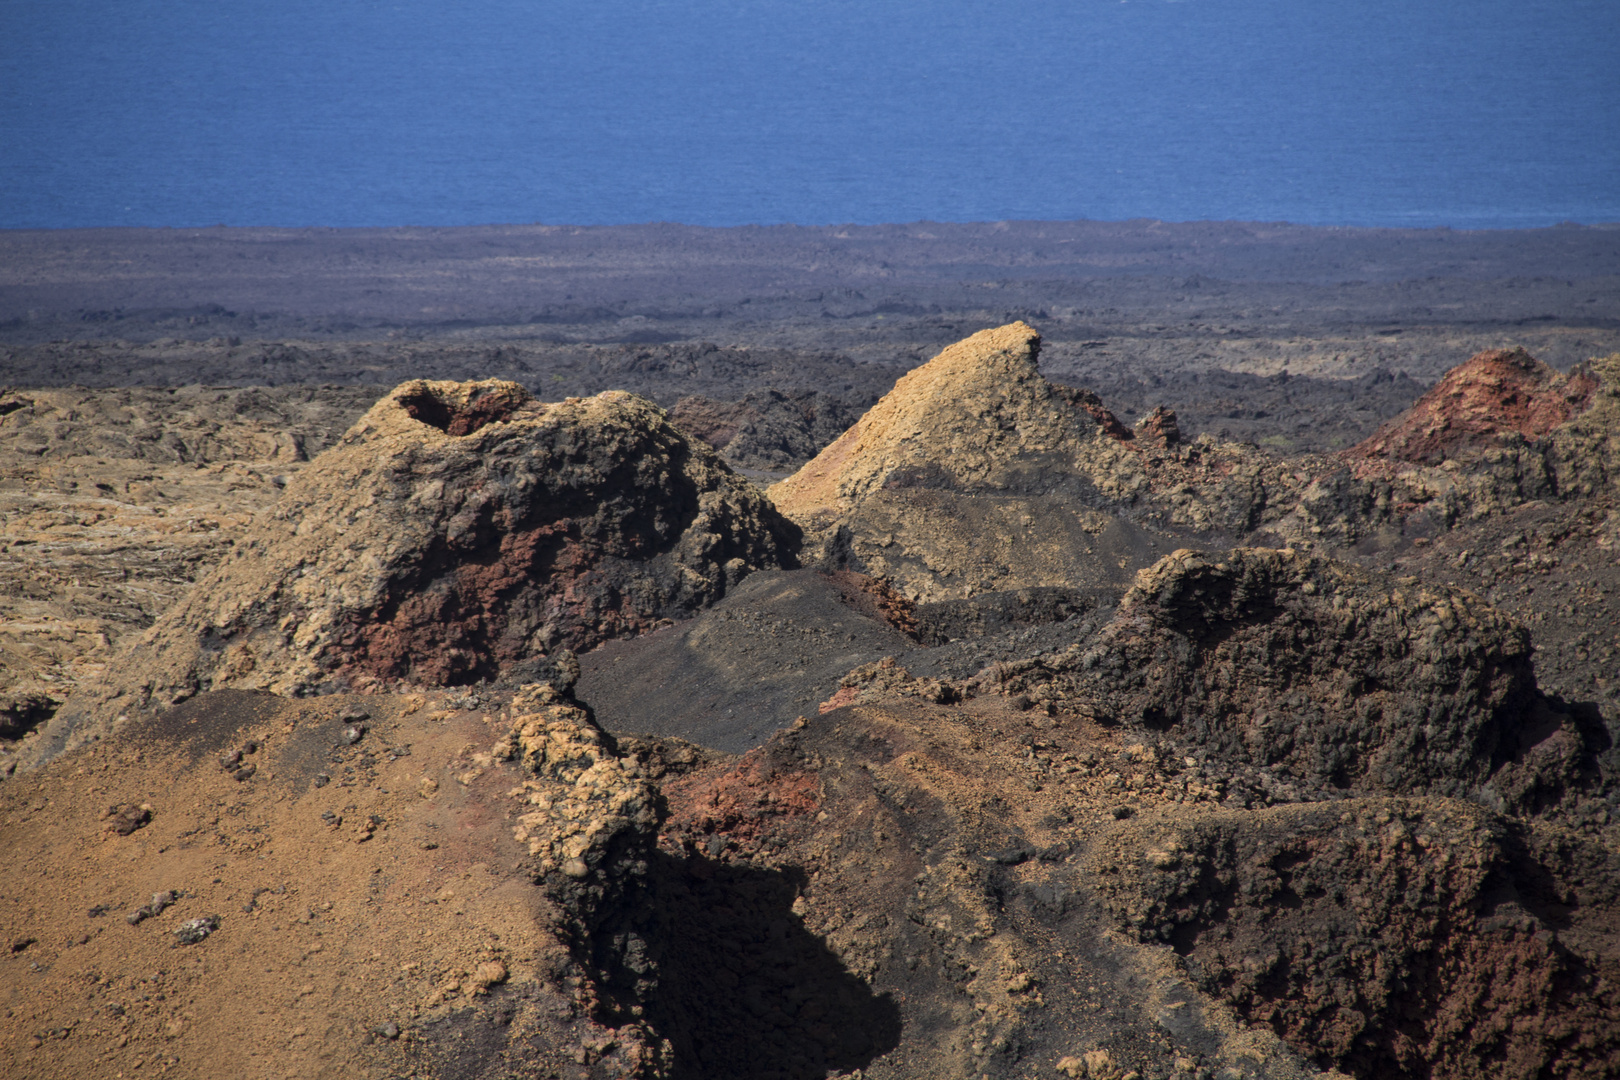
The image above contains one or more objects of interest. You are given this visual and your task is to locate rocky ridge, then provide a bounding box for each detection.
[21,378,796,771]
[4,320,1620,1080]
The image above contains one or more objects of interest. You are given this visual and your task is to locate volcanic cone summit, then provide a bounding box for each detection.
[29,379,798,766]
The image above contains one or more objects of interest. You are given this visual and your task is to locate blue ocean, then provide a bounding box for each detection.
[2,0,1616,230]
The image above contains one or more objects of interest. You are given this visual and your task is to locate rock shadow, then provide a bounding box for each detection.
[589,852,902,1080]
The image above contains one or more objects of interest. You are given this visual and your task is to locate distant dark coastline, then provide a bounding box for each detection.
[4,218,1618,331]
[3,220,1618,399]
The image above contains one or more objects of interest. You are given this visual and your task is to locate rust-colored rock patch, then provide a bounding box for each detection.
[1347,347,1597,469]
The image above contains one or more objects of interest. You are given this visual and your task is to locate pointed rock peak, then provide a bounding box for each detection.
[770,322,1118,518]
[1345,347,1598,467]
[899,319,1043,385]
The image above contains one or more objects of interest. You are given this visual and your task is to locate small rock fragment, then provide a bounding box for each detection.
[102,803,152,836]
[470,960,508,993]
[342,724,366,746]
[174,915,219,945]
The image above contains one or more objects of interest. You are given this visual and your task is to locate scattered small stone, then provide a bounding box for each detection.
[1111,806,1135,820]
[985,844,1033,865]
[174,915,219,945]
[339,704,371,722]
[342,724,366,746]
[9,936,36,953]
[232,763,257,782]
[126,890,180,925]
[470,960,508,993]
[313,773,331,788]
[219,748,243,768]
[102,803,152,836]
[375,1021,401,1040]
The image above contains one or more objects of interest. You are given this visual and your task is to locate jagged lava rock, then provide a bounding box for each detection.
[983,547,1572,799]
[33,379,797,765]
[766,322,1343,601]
[1084,798,1620,1080]
[1347,347,1598,467]
[1329,350,1620,530]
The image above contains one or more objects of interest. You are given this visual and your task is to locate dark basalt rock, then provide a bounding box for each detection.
[981,547,1581,801]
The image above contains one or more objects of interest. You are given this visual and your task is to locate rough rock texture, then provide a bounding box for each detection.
[769,322,1143,520]
[670,388,866,473]
[765,323,1187,601]
[1083,799,1620,1080]
[0,683,667,1080]
[763,323,1352,601]
[1323,351,1620,536]
[1348,347,1598,467]
[0,385,378,776]
[970,547,1578,801]
[27,379,797,769]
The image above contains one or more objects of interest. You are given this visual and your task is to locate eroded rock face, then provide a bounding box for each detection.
[769,323,1142,517]
[1347,347,1598,468]
[1326,350,1620,531]
[766,324,1179,601]
[764,323,1342,601]
[973,547,1568,799]
[1084,799,1620,1080]
[30,379,798,768]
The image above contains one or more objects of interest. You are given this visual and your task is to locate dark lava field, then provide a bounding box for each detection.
[1,221,1619,1080]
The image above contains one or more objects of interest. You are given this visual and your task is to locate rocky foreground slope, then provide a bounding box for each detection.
[3,325,1620,1080]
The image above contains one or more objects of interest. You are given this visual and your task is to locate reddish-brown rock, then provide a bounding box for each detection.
[1346,347,1597,469]
[25,379,799,770]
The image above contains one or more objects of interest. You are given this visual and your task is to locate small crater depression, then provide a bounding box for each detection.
[398,384,526,436]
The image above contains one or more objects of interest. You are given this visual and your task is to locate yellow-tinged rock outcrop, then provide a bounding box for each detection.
[22,378,798,772]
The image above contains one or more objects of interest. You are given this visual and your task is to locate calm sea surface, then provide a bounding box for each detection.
[2,0,1617,230]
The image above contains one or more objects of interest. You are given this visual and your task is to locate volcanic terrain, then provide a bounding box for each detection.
[3,223,1620,1080]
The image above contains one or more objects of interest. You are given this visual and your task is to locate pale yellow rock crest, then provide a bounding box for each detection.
[768,321,1059,517]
